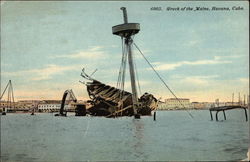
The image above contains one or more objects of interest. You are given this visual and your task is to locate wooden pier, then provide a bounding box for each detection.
[209,105,248,121]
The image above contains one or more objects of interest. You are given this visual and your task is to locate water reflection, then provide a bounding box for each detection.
[132,119,146,160]
[1,111,248,161]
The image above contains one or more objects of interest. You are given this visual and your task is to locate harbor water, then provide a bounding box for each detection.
[1,110,249,161]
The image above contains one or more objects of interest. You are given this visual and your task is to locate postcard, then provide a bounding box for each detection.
[1,1,249,161]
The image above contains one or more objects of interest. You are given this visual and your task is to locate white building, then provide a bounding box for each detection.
[38,103,72,112]
[38,104,61,111]
[157,98,191,110]
[165,98,191,109]
[191,102,215,109]
[157,102,169,110]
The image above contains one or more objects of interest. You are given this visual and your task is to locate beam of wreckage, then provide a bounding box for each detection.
[81,69,158,117]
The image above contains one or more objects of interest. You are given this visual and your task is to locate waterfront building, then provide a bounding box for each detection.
[157,101,169,110]
[0,101,12,108]
[0,100,41,111]
[0,101,12,112]
[0,99,81,112]
[191,102,214,109]
[38,104,61,112]
[15,100,40,110]
[37,103,75,112]
[157,98,191,110]
[0,100,28,111]
[165,98,191,109]
[41,100,61,104]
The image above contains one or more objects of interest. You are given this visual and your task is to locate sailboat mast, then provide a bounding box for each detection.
[121,7,139,117]
[127,37,139,114]
[112,7,141,118]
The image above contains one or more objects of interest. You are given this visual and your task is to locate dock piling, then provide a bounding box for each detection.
[244,108,248,121]
[223,110,226,120]
[210,110,213,121]
[215,111,219,121]
[209,105,248,122]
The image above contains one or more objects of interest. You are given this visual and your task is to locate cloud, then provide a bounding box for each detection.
[214,55,244,60]
[52,46,106,59]
[30,64,80,80]
[239,78,249,84]
[172,75,249,90]
[14,89,61,100]
[156,75,249,102]
[181,75,219,86]
[2,64,82,81]
[171,75,219,87]
[173,75,219,79]
[11,81,89,101]
[153,57,232,71]
[151,62,161,65]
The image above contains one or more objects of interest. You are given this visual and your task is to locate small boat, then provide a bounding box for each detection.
[31,108,35,115]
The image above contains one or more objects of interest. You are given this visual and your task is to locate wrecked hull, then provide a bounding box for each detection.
[85,80,158,117]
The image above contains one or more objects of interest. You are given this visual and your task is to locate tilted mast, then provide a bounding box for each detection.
[112,7,141,118]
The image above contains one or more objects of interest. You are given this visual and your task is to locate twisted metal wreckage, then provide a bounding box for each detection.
[78,7,159,118]
[55,7,159,118]
[56,7,192,119]
[81,69,158,118]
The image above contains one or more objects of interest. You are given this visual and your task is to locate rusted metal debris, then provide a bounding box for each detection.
[85,80,158,117]
[80,69,158,117]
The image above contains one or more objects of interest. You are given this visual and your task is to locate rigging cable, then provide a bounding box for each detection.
[119,41,127,101]
[116,37,124,88]
[0,81,10,100]
[10,81,15,108]
[116,37,127,115]
[133,43,194,119]
[117,37,128,105]
[8,82,11,108]
[121,42,127,93]
[132,43,142,96]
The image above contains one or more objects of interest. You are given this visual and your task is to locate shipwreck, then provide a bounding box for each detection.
[56,7,193,119]
[80,7,158,118]
[81,70,158,118]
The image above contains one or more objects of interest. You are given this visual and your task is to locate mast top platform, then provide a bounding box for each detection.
[112,7,140,38]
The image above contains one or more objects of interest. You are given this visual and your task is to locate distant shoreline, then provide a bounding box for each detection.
[157,108,210,111]
[2,107,249,114]
[1,108,210,114]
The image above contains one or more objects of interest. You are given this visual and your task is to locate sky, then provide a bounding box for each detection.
[0,1,249,102]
